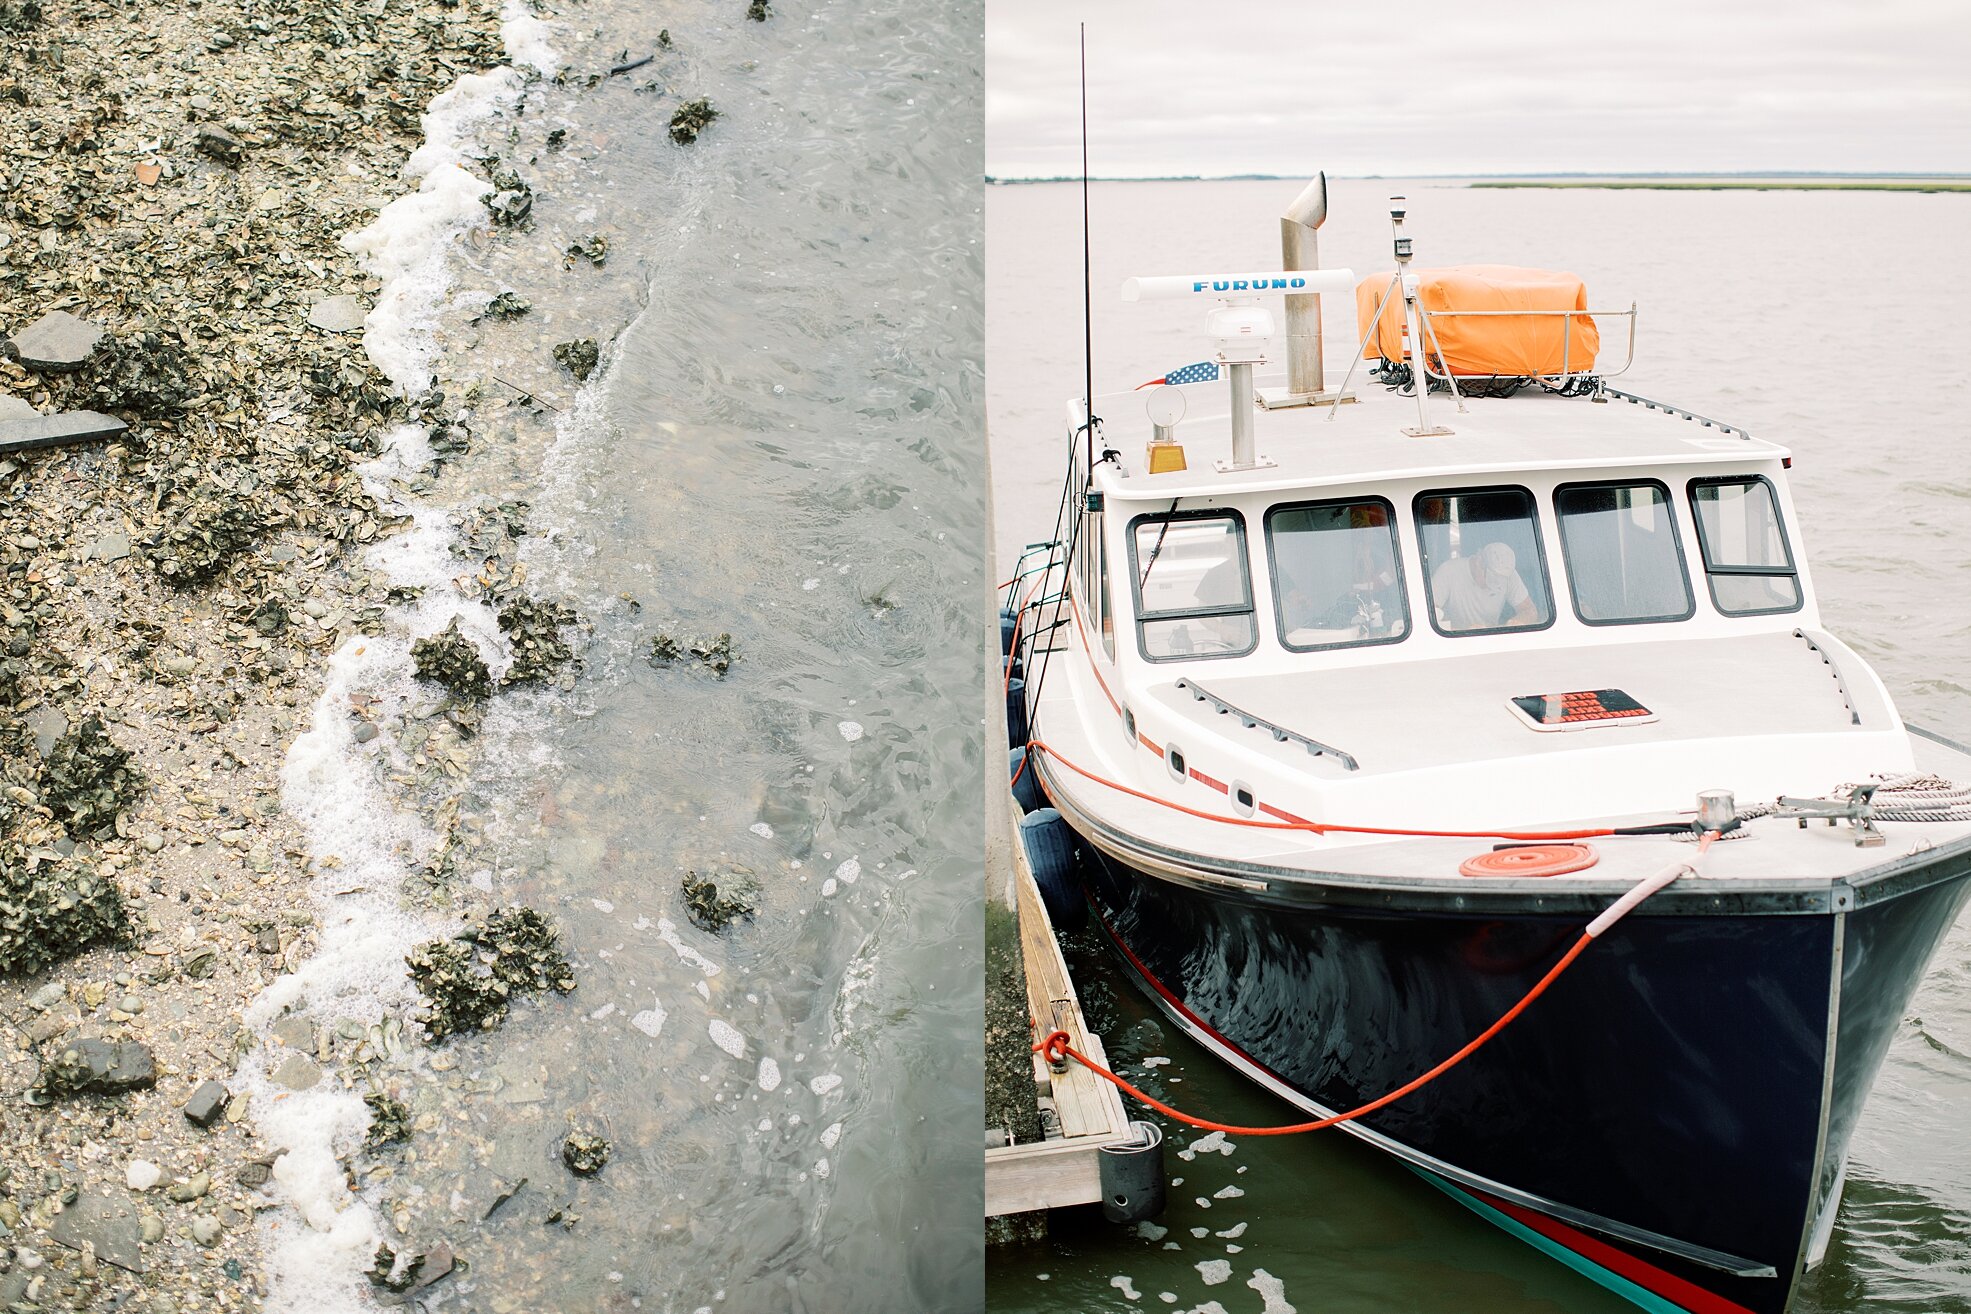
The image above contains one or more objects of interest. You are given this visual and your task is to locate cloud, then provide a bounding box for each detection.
[986,0,1971,176]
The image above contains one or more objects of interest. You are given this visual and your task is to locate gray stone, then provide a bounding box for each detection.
[48,1193,145,1275]
[307,295,366,333]
[0,409,127,457]
[195,124,245,167]
[0,395,33,420]
[182,1080,228,1128]
[82,533,131,563]
[269,1053,322,1091]
[271,1015,312,1050]
[353,721,378,744]
[189,1215,220,1246]
[5,311,105,372]
[26,708,65,760]
[26,981,64,1011]
[35,1039,157,1097]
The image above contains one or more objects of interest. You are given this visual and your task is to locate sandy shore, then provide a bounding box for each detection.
[0,0,529,1303]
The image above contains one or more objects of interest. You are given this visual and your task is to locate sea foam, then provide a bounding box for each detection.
[248,9,558,1309]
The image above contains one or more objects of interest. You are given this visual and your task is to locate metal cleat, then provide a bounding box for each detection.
[1774,783,1885,847]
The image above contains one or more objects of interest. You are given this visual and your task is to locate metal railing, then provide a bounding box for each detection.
[1412,304,1638,385]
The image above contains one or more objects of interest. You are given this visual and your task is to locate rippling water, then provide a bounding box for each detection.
[342,2,985,1309]
[985,178,1971,1313]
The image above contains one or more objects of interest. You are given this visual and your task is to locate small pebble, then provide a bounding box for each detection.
[126,1160,161,1192]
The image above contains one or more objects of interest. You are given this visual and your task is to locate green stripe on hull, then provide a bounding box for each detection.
[1413,1168,1688,1314]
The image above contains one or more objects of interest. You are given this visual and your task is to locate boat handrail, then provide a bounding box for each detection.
[1175,677,1360,772]
[1599,386,1754,440]
[1414,304,1638,385]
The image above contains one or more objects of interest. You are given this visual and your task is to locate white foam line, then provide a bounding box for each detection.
[248,7,561,1307]
[344,70,525,394]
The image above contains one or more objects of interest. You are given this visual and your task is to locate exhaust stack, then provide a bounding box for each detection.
[1262,174,1350,410]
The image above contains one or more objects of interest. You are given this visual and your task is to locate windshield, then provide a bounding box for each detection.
[1555,482,1694,624]
[1266,499,1409,650]
[1130,512,1255,659]
[1690,477,1802,615]
[1415,488,1554,634]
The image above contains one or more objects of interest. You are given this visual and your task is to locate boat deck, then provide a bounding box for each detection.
[1088,369,1778,503]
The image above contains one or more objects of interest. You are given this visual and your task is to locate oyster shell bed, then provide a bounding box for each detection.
[0,0,676,1303]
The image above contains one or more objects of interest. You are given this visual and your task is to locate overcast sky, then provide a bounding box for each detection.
[986,1,1971,177]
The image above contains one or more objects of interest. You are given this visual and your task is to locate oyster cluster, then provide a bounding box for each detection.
[407,906,576,1041]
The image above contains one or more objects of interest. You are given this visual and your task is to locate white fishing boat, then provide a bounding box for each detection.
[1002,175,1971,1314]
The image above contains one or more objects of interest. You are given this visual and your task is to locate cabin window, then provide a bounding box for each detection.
[1127,509,1257,661]
[1414,487,1555,635]
[1265,498,1409,650]
[1554,481,1694,625]
[1688,477,1802,615]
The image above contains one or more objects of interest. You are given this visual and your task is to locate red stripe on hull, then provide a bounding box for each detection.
[1470,1189,1764,1314]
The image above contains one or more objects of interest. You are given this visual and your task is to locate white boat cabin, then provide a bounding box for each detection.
[1036,374,1918,846]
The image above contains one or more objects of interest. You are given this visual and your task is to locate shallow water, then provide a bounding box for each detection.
[271,1,985,1309]
[986,178,1971,1313]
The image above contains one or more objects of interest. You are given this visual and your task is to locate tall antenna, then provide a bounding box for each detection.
[1079,23,1099,483]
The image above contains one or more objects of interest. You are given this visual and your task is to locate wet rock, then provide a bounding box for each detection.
[669,97,720,145]
[551,337,599,382]
[308,295,367,334]
[195,124,245,167]
[682,868,758,934]
[561,1132,609,1177]
[32,1039,157,1099]
[269,1053,322,1090]
[411,618,492,701]
[363,1091,412,1149]
[1,829,131,977]
[564,234,607,268]
[746,0,770,19]
[497,595,581,687]
[408,906,575,1041]
[182,1080,228,1128]
[4,310,105,373]
[656,27,672,48]
[482,291,531,320]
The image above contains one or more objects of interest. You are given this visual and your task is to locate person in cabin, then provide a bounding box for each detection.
[1432,540,1538,631]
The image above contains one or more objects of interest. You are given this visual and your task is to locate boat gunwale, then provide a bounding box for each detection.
[1035,728,1971,919]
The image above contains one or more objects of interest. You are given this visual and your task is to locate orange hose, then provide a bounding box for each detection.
[1033,931,1595,1136]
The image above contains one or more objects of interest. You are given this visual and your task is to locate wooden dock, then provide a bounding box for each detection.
[982,487,1133,1217]
[984,832,1135,1217]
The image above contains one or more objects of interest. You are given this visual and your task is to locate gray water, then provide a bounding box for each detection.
[985,178,1971,1312]
[376,3,986,1310]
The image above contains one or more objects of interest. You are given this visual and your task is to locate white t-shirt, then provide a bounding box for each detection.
[1432,555,1530,630]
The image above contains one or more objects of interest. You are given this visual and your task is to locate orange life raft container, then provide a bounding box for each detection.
[1355,265,1600,377]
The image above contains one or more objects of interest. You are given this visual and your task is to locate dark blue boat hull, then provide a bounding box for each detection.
[1081,845,1971,1314]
